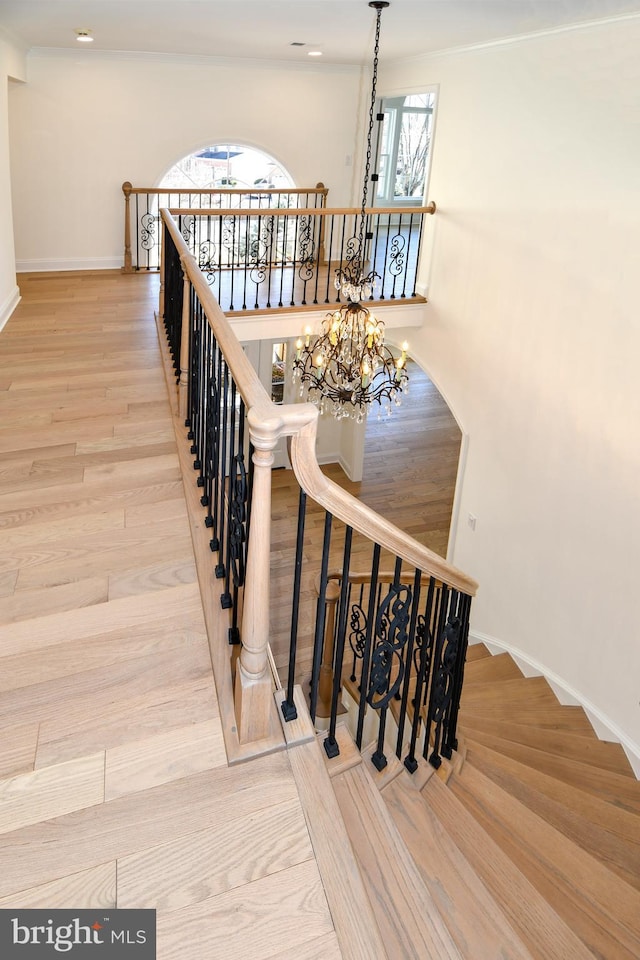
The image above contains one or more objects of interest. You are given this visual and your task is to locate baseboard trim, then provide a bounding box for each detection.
[15,257,123,273]
[0,284,21,333]
[469,629,640,778]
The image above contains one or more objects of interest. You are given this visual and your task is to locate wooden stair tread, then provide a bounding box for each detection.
[463,652,523,685]
[460,714,635,777]
[460,700,596,732]
[287,737,389,960]
[382,775,535,959]
[333,764,462,960]
[464,643,491,662]
[450,759,640,959]
[422,771,595,960]
[462,739,640,888]
[462,730,640,814]
[460,675,558,705]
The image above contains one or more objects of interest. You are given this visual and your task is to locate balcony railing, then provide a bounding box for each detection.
[159,207,477,768]
[173,204,433,312]
[123,180,328,274]
[124,181,435,313]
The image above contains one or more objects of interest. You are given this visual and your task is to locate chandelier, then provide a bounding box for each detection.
[292,1,409,422]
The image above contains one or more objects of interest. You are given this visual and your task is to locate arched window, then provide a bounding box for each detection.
[160,144,294,190]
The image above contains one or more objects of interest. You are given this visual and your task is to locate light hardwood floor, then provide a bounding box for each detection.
[0,272,343,960]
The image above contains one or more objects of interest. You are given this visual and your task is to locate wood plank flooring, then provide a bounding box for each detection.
[0,271,345,959]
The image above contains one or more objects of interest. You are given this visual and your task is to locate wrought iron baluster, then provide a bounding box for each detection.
[395,567,423,759]
[413,210,426,297]
[420,581,444,762]
[278,215,289,307]
[227,409,248,644]
[197,321,213,508]
[189,304,204,473]
[423,585,457,768]
[309,512,333,723]
[404,576,436,773]
[400,213,415,299]
[215,362,230,579]
[324,525,354,759]
[221,378,238,608]
[241,214,249,310]
[135,195,140,271]
[389,212,408,300]
[367,558,413,771]
[208,345,223,551]
[289,213,300,306]
[349,582,366,684]
[371,214,382,296]
[202,338,219,530]
[355,544,381,749]
[443,592,471,758]
[281,487,308,722]
[229,395,247,627]
[227,215,236,311]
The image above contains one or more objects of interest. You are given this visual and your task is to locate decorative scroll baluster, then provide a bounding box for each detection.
[367,560,412,771]
[424,586,455,768]
[355,546,381,749]
[444,592,471,756]
[403,576,436,772]
[395,567,423,758]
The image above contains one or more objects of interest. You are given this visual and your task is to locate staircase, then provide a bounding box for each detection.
[325,642,640,959]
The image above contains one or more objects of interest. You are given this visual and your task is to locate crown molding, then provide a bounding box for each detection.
[26,46,360,74]
[392,11,640,68]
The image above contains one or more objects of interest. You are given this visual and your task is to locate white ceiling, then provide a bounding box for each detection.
[1,0,639,65]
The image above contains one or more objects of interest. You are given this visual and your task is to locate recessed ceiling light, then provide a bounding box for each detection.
[75,30,94,43]
[308,51,322,57]
[290,42,305,47]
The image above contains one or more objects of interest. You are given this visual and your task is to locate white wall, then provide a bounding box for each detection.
[382,17,640,754]
[0,31,26,328]
[8,50,361,270]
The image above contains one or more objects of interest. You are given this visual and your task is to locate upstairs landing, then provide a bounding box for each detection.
[0,271,356,960]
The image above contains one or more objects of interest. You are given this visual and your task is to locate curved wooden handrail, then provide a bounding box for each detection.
[326,569,451,588]
[161,207,477,600]
[162,210,316,426]
[289,427,477,597]
[168,202,436,218]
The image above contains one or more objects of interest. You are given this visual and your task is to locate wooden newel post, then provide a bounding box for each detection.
[122,182,133,274]
[316,579,341,720]
[234,411,280,743]
[178,253,191,422]
[316,181,328,264]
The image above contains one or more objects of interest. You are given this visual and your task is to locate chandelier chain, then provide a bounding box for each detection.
[291,1,409,422]
[356,3,384,271]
